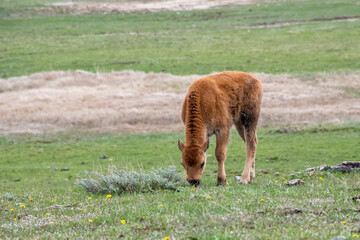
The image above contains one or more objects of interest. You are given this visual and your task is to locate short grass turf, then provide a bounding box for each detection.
[1,0,360,77]
[1,0,360,238]
[1,126,359,239]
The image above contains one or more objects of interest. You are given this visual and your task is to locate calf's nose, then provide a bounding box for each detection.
[188,179,201,187]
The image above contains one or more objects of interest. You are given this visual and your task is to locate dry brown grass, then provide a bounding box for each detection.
[40,0,282,15]
[0,70,359,135]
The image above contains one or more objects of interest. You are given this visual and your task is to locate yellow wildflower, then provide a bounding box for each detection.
[319,177,323,181]
[88,197,92,200]
[342,221,346,224]
[158,204,164,207]
[14,218,17,221]
[190,188,195,191]
[346,214,349,217]
[275,180,279,183]
[79,208,83,211]
[121,220,125,224]
[29,198,33,201]
[46,213,50,216]
[51,200,55,203]
[164,237,170,240]
[260,199,264,202]
[206,195,211,199]
[50,222,54,224]
[88,219,93,223]
[10,209,14,211]
[353,235,359,238]
[8,201,10,204]
[106,194,112,198]
[20,205,25,208]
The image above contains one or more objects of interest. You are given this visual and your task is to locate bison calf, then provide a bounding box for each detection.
[178,71,262,186]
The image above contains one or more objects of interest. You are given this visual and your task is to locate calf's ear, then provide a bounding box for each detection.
[202,139,210,152]
[178,139,185,152]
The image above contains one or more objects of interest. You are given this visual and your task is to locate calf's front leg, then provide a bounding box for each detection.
[215,130,230,186]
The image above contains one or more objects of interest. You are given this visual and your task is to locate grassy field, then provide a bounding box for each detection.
[1,171,359,239]
[1,126,360,239]
[1,0,360,239]
[1,126,360,194]
[1,0,360,78]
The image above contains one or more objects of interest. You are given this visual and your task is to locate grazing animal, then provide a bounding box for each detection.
[178,71,262,186]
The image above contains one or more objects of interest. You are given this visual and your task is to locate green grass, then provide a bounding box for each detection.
[0,127,360,193]
[1,173,360,239]
[1,0,360,77]
[1,126,360,239]
[1,126,359,194]
[1,0,360,238]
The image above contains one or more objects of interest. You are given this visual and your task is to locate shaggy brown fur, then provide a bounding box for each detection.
[178,71,262,186]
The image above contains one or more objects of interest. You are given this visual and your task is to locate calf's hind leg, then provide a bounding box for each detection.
[241,128,257,184]
[239,112,259,184]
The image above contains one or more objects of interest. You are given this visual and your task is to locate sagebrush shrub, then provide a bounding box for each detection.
[77,166,183,194]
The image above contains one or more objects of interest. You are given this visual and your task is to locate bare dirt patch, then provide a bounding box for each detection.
[41,0,278,15]
[0,70,359,135]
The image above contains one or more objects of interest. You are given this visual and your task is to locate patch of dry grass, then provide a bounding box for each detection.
[39,0,281,15]
[0,70,359,135]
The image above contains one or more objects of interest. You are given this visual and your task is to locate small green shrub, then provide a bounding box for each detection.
[77,166,184,194]
[3,193,16,201]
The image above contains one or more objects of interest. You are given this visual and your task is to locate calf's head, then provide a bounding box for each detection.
[177,139,210,187]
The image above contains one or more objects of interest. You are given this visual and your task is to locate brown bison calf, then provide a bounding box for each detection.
[178,71,262,186]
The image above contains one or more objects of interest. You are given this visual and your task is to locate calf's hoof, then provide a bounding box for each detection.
[239,179,250,184]
[239,175,251,184]
[217,177,226,186]
[250,170,255,183]
[249,176,255,183]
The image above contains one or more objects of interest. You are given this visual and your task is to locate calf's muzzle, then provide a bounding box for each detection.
[188,179,201,187]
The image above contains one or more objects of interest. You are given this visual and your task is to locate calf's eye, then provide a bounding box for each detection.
[200,162,205,168]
